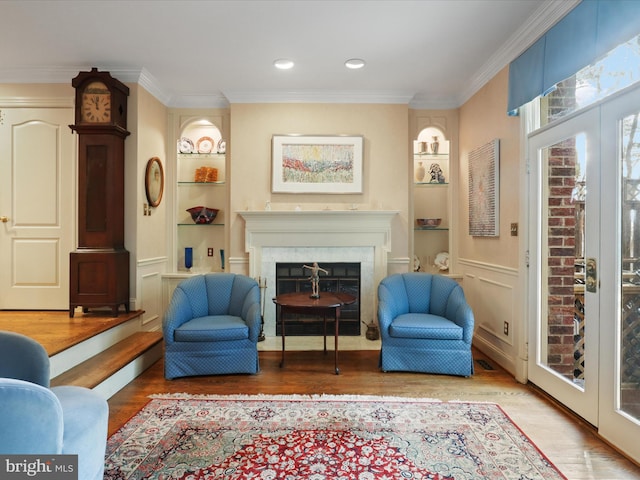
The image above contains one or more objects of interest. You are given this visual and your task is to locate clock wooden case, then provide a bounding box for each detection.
[69,68,130,317]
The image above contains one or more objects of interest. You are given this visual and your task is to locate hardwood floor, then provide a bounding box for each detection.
[2,311,638,478]
[109,349,640,479]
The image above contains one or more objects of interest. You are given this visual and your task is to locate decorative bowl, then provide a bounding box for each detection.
[187,206,219,224]
[416,218,442,228]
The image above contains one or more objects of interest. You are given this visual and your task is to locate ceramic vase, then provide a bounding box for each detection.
[431,136,440,154]
[415,161,426,182]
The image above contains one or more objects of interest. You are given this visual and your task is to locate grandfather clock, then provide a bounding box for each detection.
[69,68,130,317]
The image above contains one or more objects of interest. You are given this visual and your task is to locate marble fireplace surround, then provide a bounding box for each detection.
[239,210,398,337]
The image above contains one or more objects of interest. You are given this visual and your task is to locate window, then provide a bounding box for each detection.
[543,34,640,124]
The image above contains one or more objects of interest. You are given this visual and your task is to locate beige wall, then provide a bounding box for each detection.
[0,83,73,101]
[458,66,526,378]
[458,67,521,269]
[228,103,410,267]
[133,86,169,261]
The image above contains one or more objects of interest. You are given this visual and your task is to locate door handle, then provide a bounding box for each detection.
[0,216,8,223]
[586,257,597,293]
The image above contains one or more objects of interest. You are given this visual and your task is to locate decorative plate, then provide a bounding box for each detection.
[178,137,194,154]
[197,136,214,154]
[434,251,449,271]
[217,138,226,154]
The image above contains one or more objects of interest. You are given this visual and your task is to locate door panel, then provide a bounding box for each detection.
[528,108,600,425]
[0,108,75,309]
[598,86,640,461]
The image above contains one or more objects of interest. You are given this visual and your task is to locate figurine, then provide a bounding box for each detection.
[303,262,328,298]
[429,163,446,183]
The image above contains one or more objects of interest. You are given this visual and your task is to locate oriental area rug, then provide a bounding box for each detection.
[104,394,566,480]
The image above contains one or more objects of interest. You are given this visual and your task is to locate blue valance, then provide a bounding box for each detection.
[507,0,640,114]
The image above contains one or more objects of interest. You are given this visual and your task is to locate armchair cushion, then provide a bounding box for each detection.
[163,273,261,379]
[389,313,464,340]
[378,273,474,376]
[174,315,249,342]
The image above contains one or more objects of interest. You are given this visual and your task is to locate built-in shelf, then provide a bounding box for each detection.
[178,181,225,186]
[177,223,225,227]
[413,130,450,271]
[413,152,448,157]
[175,120,227,273]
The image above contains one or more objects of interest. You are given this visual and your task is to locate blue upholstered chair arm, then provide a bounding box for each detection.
[0,378,64,454]
[455,302,475,344]
[444,286,475,343]
[377,281,406,339]
[163,287,195,345]
[245,301,262,342]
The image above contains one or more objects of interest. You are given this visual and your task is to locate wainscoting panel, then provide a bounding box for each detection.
[137,257,167,332]
[458,258,523,377]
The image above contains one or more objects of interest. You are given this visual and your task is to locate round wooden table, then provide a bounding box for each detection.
[272,291,356,374]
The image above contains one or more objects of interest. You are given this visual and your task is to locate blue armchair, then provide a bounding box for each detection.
[0,331,108,480]
[163,273,262,379]
[377,272,475,376]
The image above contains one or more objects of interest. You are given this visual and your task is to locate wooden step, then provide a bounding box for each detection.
[51,331,163,390]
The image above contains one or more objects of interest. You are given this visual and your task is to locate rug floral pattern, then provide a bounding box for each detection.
[104,394,565,480]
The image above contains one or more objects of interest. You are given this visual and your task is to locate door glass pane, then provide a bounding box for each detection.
[540,133,587,390]
[620,112,640,420]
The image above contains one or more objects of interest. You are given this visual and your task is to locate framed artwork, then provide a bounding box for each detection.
[469,139,499,236]
[145,156,164,207]
[272,135,364,194]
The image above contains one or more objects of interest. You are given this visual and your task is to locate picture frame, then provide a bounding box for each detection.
[272,135,364,194]
[145,156,164,207]
[468,139,500,236]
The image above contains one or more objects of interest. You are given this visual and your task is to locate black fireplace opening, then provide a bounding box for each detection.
[275,262,361,336]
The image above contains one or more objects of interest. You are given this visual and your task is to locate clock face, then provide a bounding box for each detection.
[81,81,111,123]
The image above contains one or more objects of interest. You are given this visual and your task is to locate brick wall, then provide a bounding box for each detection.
[544,78,580,379]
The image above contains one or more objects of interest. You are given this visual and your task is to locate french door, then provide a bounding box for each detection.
[528,108,600,425]
[528,85,640,460]
[598,86,640,460]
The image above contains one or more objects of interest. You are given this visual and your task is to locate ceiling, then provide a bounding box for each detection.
[0,0,577,108]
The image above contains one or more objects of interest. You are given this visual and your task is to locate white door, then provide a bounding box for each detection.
[529,84,640,460]
[528,107,600,425]
[0,108,75,309]
[598,86,640,461]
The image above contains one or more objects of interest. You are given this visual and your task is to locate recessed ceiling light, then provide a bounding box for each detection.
[274,58,295,70]
[345,58,366,69]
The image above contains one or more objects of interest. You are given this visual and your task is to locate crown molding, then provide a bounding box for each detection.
[167,93,230,109]
[456,0,579,107]
[0,96,73,108]
[408,95,460,110]
[131,67,173,106]
[0,66,82,84]
[222,89,414,105]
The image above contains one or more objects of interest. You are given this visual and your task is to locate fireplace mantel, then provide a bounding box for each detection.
[239,210,398,233]
[238,210,398,336]
[239,210,398,275]
[238,210,398,246]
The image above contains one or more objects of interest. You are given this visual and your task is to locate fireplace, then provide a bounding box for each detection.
[238,210,398,337]
[275,262,361,336]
